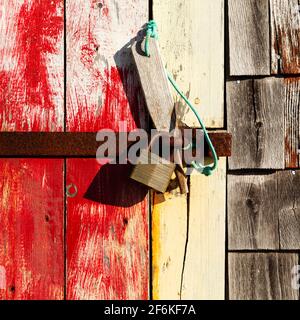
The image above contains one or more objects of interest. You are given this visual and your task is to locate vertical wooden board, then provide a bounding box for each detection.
[228,173,279,250]
[227,80,256,169]
[153,0,224,128]
[229,253,299,300]
[66,159,149,300]
[0,159,64,300]
[152,0,226,299]
[66,1,149,300]
[0,0,64,131]
[278,171,300,250]
[181,159,226,300]
[152,193,187,300]
[131,38,175,132]
[228,0,270,76]
[152,160,226,300]
[284,78,300,168]
[271,0,300,74]
[66,0,148,132]
[227,78,285,169]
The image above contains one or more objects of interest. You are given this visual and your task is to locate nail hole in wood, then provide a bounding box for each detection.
[246,198,253,208]
[255,121,263,129]
[9,285,15,293]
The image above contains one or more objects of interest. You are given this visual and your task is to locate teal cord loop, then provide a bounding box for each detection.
[144,20,158,57]
[144,20,218,176]
[167,74,218,176]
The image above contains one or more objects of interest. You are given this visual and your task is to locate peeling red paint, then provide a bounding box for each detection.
[67,64,146,131]
[0,159,64,300]
[66,159,149,300]
[66,0,149,299]
[0,0,64,131]
[16,1,63,109]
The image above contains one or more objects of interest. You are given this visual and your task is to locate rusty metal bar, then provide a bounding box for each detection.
[0,131,231,157]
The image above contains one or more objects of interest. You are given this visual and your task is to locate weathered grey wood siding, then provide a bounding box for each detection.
[229,253,299,300]
[227,0,300,300]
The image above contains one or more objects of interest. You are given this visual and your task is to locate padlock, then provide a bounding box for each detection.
[130,135,176,193]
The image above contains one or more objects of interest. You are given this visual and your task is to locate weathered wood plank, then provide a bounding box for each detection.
[0,0,64,131]
[284,78,300,168]
[66,0,149,299]
[278,170,300,250]
[229,253,299,300]
[227,78,285,170]
[152,0,226,300]
[271,0,300,74]
[228,0,270,76]
[66,0,148,131]
[0,159,64,300]
[131,38,174,132]
[153,0,224,128]
[229,170,300,250]
[66,159,149,300]
[152,192,187,300]
[228,173,279,250]
[153,159,226,300]
[181,158,226,300]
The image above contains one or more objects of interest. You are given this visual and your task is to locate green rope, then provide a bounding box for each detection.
[167,74,218,176]
[144,21,218,176]
[144,20,158,57]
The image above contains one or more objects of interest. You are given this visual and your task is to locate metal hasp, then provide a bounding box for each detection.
[131,36,185,193]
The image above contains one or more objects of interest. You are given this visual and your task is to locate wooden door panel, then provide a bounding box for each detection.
[65,0,149,300]
[66,159,149,299]
[66,0,148,132]
[0,0,64,131]
[0,159,64,300]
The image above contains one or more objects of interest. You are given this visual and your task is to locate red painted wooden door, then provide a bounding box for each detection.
[0,0,149,300]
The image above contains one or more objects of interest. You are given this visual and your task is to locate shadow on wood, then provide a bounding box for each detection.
[113,26,150,131]
[84,163,148,207]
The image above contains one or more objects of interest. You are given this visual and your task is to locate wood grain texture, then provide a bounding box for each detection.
[0,0,64,131]
[181,158,226,300]
[271,0,300,74]
[227,78,285,170]
[66,0,148,132]
[0,159,64,300]
[228,171,300,250]
[278,170,300,250]
[228,173,279,250]
[132,38,174,132]
[152,159,226,300]
[229,253,299,300]
[66,159,149,300]
[153,0,224,128]
[228,0,270,76]
[284,78,300,168]
[152,192,187,300]
[66,1,150,300]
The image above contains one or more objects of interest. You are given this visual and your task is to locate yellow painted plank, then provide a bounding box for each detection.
[181,158,226,300]
[152,160,227,299]
[152,192,187,300]
[152,0,226,300]
[153,0,224,128]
